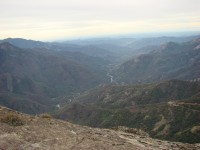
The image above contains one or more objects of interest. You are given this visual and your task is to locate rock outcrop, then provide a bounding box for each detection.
[0,106,199,150]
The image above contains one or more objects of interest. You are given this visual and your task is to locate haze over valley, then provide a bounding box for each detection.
[1,34,200,145]
[0,0,200,149]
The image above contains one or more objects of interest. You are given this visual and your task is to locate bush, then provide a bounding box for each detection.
[39,113,52,118]
[0,113,24,126]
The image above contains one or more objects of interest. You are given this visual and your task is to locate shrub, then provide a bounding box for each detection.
[0,113,24,126]
[39,113,52,118]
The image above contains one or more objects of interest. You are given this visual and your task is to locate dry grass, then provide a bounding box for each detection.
[0,113,24,126]
[39,113,52,118]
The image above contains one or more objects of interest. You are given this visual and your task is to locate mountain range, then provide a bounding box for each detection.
[0,42,106,114]
[0,35,200,145]
[114,38,200,84]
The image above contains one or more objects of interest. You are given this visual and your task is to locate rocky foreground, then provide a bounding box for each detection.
[0,106,199,150]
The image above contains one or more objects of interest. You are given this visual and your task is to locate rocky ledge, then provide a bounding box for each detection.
[0,106,199,150]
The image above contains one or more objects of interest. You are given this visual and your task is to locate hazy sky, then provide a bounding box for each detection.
[1,0,200,40]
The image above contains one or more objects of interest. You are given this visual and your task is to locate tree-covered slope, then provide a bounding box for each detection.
[56,80,200,143]
[0,42,105,114]
[114,38,200,84]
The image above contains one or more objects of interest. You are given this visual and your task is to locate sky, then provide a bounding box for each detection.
[1,0,200,40]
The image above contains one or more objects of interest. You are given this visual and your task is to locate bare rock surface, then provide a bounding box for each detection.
[0,106,199,150]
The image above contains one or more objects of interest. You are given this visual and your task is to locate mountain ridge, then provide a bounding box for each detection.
[114,38,200,84]
[0,42,105,114]
[56,80,200,143]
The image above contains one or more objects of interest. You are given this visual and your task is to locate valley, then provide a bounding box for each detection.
[0,35,200,145]
[1,0,200,148]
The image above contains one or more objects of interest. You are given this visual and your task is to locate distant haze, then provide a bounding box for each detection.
[1,0,200,40]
